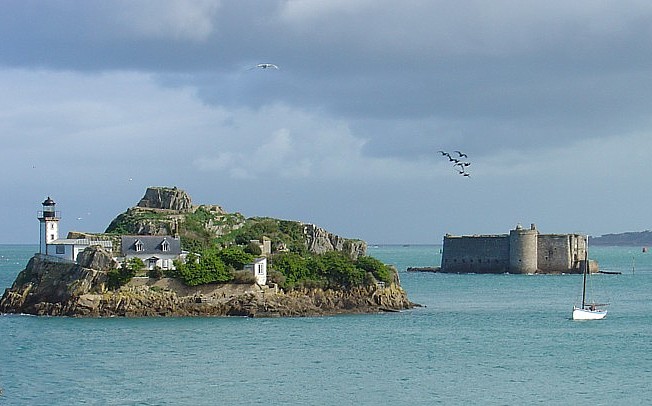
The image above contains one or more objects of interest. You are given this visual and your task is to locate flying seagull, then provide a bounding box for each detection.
[255,63,279,70]
[454,150,468,158]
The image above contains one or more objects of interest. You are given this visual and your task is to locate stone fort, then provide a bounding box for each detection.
[440,224,590,274]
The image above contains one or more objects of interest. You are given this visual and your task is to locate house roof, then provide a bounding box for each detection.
[49,238,113,249]
[120,236,181,256]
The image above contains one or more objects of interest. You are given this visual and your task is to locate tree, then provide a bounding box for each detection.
[272,252,310,288]
[175,251,230,286]
[219,246,254,270]
[106,258,142,289]
[317,251,365,287]
[125,257,145,273]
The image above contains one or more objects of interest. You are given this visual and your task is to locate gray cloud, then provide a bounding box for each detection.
[2,1,652,244]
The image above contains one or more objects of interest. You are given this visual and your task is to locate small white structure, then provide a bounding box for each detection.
[48,238,113,262]
[244,257,267,285]
[38,197,112,261]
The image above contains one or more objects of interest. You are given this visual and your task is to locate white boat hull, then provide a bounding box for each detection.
[572,306,607,320]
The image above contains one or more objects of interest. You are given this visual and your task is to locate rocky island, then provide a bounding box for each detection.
[0,187,416,317]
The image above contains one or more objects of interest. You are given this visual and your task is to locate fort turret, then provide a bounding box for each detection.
[509,223,538,274]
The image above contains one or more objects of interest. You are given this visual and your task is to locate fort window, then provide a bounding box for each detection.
[56,245,65,254]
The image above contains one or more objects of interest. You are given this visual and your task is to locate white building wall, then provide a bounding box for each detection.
[254,257,267,285]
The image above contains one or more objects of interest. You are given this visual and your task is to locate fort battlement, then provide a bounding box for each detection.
[441,224,588,274]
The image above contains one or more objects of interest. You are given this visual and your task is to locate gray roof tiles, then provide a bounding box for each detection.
[120,236,181,256]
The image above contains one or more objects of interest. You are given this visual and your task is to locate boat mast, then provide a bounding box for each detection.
[581,236,588,309]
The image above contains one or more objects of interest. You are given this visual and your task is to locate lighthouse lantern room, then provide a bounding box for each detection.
[38,197,60,255]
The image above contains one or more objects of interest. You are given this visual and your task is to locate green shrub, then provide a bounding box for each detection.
[244,241,262,256]
[106,264,137,290]
[272,252,310,289]
[148,266,163,279]
[355,256,392,284]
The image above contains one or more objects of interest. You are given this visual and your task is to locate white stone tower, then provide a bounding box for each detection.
[38,197,60,254]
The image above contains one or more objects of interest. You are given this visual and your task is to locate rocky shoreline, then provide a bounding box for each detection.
[0,254,417,318]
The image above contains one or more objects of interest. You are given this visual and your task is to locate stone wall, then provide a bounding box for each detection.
[441,235,510,273]
[538,234,585,273]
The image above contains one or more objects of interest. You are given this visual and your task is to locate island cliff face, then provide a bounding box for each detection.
[0,247,415,317]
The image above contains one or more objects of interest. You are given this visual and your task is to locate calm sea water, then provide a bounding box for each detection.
[1,244,651,405]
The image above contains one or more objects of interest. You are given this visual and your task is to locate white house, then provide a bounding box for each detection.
[120,235,182,270]
[244,257,267,285]
[48,238,113,262]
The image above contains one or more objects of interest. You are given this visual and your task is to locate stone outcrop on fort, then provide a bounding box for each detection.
[441,223,596,274]
[0,246,415,317]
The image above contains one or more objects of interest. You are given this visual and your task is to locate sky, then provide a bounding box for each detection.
[2,0,652,244]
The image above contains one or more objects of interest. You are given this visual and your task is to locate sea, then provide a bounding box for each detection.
[1,244,651,405]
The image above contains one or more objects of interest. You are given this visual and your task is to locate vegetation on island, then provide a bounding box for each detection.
[104,194,392,291]
[165,244,392,290]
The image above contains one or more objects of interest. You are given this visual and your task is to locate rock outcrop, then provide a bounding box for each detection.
[302,223,367,259]
[1,254,417,317]
[137,186,192,212]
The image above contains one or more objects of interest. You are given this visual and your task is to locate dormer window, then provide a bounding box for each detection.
[134,240,144,252]
[161,239,170,252]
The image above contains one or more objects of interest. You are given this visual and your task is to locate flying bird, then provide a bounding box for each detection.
[438,148,473,177]
[254,63,279,70]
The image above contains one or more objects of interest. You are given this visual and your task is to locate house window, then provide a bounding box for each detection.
[135,240,144,252]
[161,239,170,252]
[56,245,65,254]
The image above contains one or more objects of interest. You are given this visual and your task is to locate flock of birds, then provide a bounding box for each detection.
[438,150,471,177]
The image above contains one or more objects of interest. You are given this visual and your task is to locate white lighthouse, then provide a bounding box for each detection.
[38,197,60,255]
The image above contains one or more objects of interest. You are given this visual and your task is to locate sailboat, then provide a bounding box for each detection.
[572,239,607,320]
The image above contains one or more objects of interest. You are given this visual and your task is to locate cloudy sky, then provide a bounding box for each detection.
[2,0,652,244]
